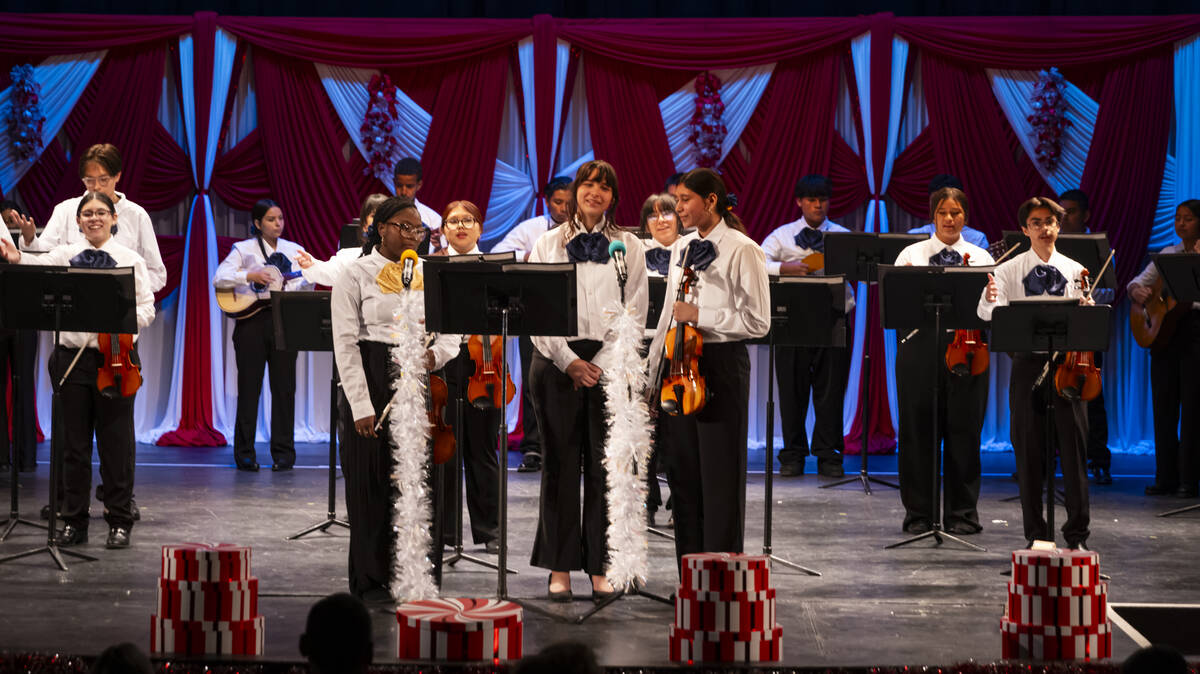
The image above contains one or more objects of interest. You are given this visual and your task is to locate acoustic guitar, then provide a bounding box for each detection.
[216,265,303,320]
[1131,276,1188,351]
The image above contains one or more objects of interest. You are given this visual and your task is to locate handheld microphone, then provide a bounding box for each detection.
[400,249,418,289]
[608,240,628,286]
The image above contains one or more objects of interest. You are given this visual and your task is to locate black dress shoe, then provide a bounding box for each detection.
[131,499,141,521]
[271,463,294,472]
[945,520,983,535]
[55,524,87,547]
[40,504,62,521]
[904,520,932,534]
[1145,483,1177,496]
[1068,541,1091,552]
[779,462,803,477]
[818,463,845,478]
[105,527,130,549]
[1093,466,1113,485]
[517,453,542,473]
[236,461,260,472]
[485,540,500,554]
[591,588,618,604]
[1175,485,1199,499]
[361,586,393,604]
[547,574,572,603]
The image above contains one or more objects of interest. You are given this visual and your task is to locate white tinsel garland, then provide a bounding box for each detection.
[386,290,439,602]
[593,299,655,591]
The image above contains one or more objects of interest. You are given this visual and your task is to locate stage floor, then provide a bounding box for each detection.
[0,443,1195,668]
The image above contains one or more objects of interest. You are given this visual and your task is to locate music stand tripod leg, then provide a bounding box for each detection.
[287,373,349,540]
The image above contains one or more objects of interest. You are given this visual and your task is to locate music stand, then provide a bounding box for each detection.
[270,291,350,540]
[1002,232,1117,292]
[423,252,518,573]
[991,300,1111,544]
[750,276,846,575]
[0,326,45,542]
[340,221,363,250]
[1152,253,1200,517]
[644,276,674,542]
[879,264,992,552]
[823,232,924,494]
[0,265,136,570]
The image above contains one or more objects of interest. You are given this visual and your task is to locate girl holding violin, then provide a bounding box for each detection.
[978,197,1094,550]
[528,160,648,603]
[330,196,460,603]
[648,168,770,573]
[0,192,155,549]
[437,200,501,552]
[213,199,312,472]
[892,187,994,536]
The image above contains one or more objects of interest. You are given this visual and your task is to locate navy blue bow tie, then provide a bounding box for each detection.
[69,248,117,269]
[928,247,963,267]
[1023,264,1068,297]
[794,226,825,252]
[565,231,610,264]
[679,239,717,272]
[645,247,671,275]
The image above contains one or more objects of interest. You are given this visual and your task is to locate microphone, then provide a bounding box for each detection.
[400,249,418,289]
[608,240,628,287]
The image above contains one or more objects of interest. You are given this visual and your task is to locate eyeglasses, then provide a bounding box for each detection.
[79,209,113,219]
[1026,217,1059,230]
[382,221,425,236]
[444,218,478,230]
[647,213,676,223]
[82,175,113,188]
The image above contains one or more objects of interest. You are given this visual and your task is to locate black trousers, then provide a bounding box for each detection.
[0,329,38,470]
[895,330,987,531]
[517,335,542,456]
[528,340,608,575]
[1010,354,1090,545]
[339,341,444,597]
[1150,312,1200,489]
[775,342,849,467]
[49,346,135,531]
[232,310,296,468]
[662,341,750,576]
[1085,350,1111,470]
[441,347,500,545]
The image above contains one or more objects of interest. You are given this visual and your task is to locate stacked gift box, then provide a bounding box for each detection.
[1001,548,1111,660]
[396,598,522,661]
[151,543,264,656]
[669,552,782,663]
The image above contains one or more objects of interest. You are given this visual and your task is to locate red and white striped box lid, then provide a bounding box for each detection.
[1005,582,1107,628]
[156,577,259,623]
[396,598,523,632]
[676,587,775,603]
[1000,618,1112,660]
[680,565,771,594]
[1008,581,1107,598]
[683,552,770,572]
[149,615,264,656]
[1012,548,1099,569]
[668,624,783,663]
[675,590,775,634]
[161,543,251,582]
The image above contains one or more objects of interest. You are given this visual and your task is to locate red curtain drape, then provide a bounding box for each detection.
[210,129,271,210]
[0,13,190,55]
[886,129,936,220]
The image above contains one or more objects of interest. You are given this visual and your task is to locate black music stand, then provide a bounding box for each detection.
[1152,253,1200,517]
[644,276,674,542]
[879,264,992,552]
[823,232,924,494]
[991,300,1111,544]
[0,265,136,570]
[0,328,44,542]
[271,291,350,540]
[423,252,518,573]
[750,276,846,575]
[340,221,363,250]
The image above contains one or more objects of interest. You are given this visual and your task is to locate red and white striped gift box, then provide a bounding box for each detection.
[156,578,259,623]
[675,588,775,633]
[1000,618,1111,660]
[149,615,264,655]
[1006,581,1108,627]
[395,598,522,661]
[161,544,251,582]
[668,625,783,663]
[1011,549,1100,589]
[681,554,771,594]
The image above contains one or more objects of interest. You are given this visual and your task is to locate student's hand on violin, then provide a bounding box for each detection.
[672,301,699,324]
[985,273,998,303]
[246,269,274,285]
[778,261,810,276]
[1080,294,1096,306]
[295,251,314,269]
[423,349,436,371]
[1128,284,1152,304]
[0,237,20,264]
[355,415,377,438]
[566,359,603,389]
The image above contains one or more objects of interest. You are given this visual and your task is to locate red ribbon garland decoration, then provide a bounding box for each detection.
[1027,67,1071,172]
[688,71,727,169]
[361,73,402,183]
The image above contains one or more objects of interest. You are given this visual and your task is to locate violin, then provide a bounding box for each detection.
[660,250,706,416]
[1054,269,1102,402]
[428,373,456,464]
[466,334,516,410]
[96,333,142,399]
[944,253,989,377]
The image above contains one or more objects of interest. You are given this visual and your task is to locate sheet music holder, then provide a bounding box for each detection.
[1002,232,1117,291]
[0,265,136,570]
[340,221,362,249]
[647,277,667,330]
[879,264,993,552]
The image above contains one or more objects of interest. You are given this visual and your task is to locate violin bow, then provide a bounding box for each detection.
[1087,250,1116,301]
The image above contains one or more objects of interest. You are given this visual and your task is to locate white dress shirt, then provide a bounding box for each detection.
[893,234,994,267]
[648,220,771,374]
[300,246,361,287]
[331,249,461,421]
[761,217,855,313]
[977,248,1086,322]
[490,215,559,259]
[22,191,168,293]
[529,220,650,372]
[213,237,313,299]
[16,238,156,349]
[908,223,990,250]
[1128,243,1200,310]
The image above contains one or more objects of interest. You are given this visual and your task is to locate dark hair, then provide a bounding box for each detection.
[78,143,123,178]
[794,174,833,200]
[563,160,620,242]
[76,191,117,217]
[362,196,418,256]
[1177,199,1200,223]
[639,193,679,235]
[441,200,484,232]
[299,593,372,674]
[928,173,964,194]
[1,199,27,217]
[250,198,280,236]
[545,176,572,197]
[929,187,969,223]
[681,168,746,234]
[1018,196,1066,226]
[358,193,389,225]
[1121,644,1188,674]
[664,172,684,191]
[393,157,422,180]
[91,643,154,674]
[1059,188,1090,213]
[513,641,601,674]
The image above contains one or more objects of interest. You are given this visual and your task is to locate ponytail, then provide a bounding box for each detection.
[680,168,747,234]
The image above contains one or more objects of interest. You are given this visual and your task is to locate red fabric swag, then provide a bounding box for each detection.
[0,12,190,55]
[210,129,272,211]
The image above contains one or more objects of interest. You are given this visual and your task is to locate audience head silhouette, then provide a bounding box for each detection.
[299,593,373,674]
[513,640,601,674]
[91,642,154,674]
